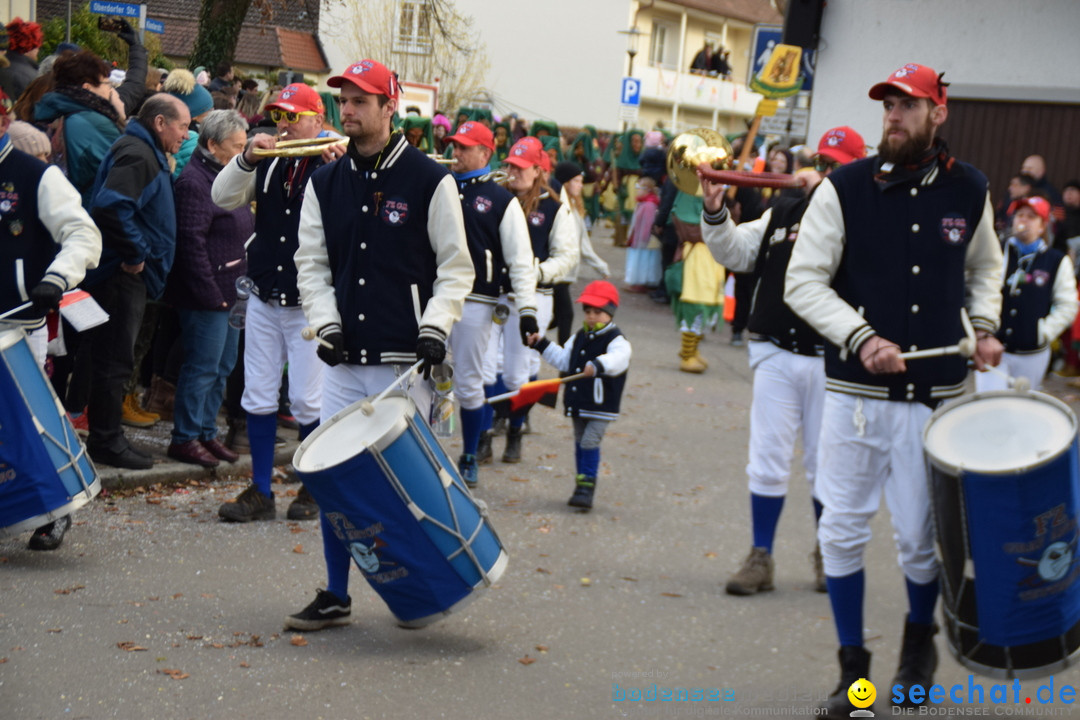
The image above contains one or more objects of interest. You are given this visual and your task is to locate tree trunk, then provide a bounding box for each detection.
[189,0,253,71]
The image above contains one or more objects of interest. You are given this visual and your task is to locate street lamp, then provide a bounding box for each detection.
[619,26,643,77]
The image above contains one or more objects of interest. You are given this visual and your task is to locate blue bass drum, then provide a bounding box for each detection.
[0,328,99,537]
[293,392,508,628]
[924,390,1080,679]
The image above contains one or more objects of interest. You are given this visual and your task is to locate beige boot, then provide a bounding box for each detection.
[121,393,159,428]
[725,546,775,595]
[679,332,706,373]
[694,333,708,369]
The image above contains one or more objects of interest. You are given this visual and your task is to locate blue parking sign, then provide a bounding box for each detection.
[620,77,641,107]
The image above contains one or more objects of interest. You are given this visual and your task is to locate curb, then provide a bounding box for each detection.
[97,444,300,491]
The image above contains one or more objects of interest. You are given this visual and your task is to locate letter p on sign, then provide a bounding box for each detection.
[621,78,641,106]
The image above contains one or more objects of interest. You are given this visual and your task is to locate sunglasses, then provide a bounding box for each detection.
[812,155,842,173]
[269,109,317,124]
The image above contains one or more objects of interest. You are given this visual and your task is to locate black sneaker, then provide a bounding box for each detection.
[286,485,319,521]
[568,475,596,510]
[89,444,153,470]
[476,430,493,465]
[28,515,72,551]
[284,589,352,631]
[218,485,276,522]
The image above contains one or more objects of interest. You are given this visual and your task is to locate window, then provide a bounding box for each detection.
[649,20,679,69]
[395,0,432,55]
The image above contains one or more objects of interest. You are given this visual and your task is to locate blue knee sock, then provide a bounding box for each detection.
[298,420,319,442]
[826,570,866,647]
[812,497,824,524]
[246,412,278,498]
[579,447,600,477]
[460,407,484,455]
[480,387,495,431]
[491,374,508,398]
[320,512,351,601]
[750,493,785,553]
[905,576,939,626]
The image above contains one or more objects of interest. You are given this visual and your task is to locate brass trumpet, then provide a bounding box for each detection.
[252,136,348,158]
[666,128,801,196]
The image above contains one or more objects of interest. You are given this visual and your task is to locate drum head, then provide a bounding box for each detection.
[294,394,414,472]
[924,391,1078,475]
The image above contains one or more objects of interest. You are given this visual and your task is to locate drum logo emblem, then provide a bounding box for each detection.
[349,541,382,573]
[0,465,15,485]
[381,198,409,227]
[1038,541,1075,582]
[940,215,967,245]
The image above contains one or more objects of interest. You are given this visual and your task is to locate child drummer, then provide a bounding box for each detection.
[526,280,631,510]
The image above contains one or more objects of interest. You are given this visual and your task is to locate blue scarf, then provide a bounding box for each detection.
[454,167,488,183]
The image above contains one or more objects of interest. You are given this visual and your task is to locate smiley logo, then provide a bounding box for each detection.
[847,677,876,709]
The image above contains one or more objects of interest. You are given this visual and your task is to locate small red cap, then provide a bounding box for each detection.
[869,63,947,106]
[816,126,866,165]
[576,280,620,313]
[328,59,399,100]
[264,83,325,115]
[505,137,550,171]
[1008,196,1051,223]
[446,121,494,151]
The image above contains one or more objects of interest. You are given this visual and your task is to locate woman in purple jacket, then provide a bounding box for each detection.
[165,110,254,467]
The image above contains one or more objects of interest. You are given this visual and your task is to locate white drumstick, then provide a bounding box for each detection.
[301,326,333,350]
[899,337,976,361]
[361,360,425,416]
[982,363,1032,392]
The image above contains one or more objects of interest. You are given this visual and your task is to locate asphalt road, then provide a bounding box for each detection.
[3,230,1080,720]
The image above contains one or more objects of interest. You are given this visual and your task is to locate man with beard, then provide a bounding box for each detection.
[289,59,472,631]
[784,63,1004,716]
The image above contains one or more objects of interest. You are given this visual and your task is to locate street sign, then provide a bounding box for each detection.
[750,24,815,92]
[759,106,810,137]
[619,104,639,123]
[620,77,641,107]
[89,0,140,18]
[144,18,164,34]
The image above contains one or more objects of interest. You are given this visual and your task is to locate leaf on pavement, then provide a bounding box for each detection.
[293,544,304,554]
[290,635,308,647]
[518,655,536,665]
[54,584,85,595]
[158,668,189,680]
[117,641,147,652]
[660,592,683,598]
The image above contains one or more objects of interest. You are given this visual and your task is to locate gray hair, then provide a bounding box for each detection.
[138,92,186,127]
[197,109,249,149]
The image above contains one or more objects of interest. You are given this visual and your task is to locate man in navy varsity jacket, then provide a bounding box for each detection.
[211,82,345,523]
[0,88,101,551]
[701,126,867,599]
[443,120,537,488]
[290,59,473,632]
[975,195,1077,393]
[784,63,1004,715]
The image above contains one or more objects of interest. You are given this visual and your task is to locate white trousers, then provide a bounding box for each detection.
[241,297,322,424]
[973,348,1050,392]
[320,364,433,423]
[746,342,825,498]
[448,301,494,410]
[527,292,554,378]
[482,294,532,391]
[815,392,939,584]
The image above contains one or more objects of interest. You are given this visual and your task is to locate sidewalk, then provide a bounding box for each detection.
[92,417,300,491]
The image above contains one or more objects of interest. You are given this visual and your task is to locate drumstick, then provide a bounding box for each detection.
[899,337,976,361]
[301,326,333,350]
[981,363,1032,392]
[0,290,82,321]
[361,360,425,416]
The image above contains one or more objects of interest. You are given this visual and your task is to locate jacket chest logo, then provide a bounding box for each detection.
[0,184,20,216]
[1032,270,1050,287]
[474,195,492,214]
[528,211,546,226]
[381,197,409,226]
[940,214,968,245]
[770,222,799,245]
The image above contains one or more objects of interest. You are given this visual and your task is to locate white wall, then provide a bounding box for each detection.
[807,0,1080,151]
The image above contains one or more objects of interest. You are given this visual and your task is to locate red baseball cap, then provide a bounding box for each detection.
[328,59,399,100]
[505,137,551,171]
[816,126,866,165]
[1008,196,1051,223]
[264,83,325,115]
[446,121,494,151]
[869,63,947,106]
[576,280,619,315]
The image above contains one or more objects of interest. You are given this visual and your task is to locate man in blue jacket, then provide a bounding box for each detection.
[84,93,190,469]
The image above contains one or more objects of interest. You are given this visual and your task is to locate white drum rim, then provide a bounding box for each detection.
[0,326,28,351]
[0,476,101,539]
[292,392,414,473]
[923,390,1078,476]
[393,549,510,629]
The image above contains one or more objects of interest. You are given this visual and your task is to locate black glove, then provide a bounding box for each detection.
[116,18,138,46]
[30,281,63,317]
[316,329,346,367]
[416,336,446,379]
[518,313,539,346]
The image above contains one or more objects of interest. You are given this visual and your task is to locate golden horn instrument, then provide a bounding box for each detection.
[252,136,348,158]
[428,154,456,165]
[666,128,801,196]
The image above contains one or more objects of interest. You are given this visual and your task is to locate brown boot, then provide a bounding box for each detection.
[144,375,176,422]
[724,547,775,595]
[679,332,706,374]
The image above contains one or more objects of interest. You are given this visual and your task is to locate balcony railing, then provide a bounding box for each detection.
[637,64,761,117]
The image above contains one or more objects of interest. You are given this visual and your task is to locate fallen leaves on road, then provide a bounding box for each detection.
[158,668,189,680]
[660,592,684,598]
[535,645,549,653]
[535,567,551,574]
[293,544,304,554]
[518,655,536,665]
[510,476,530,482]
[621,577,638,582]
[290,635,308,647]
[47,628,62,633]
[239,661,250,668]
[117,641,147,652]
[54,584,85,595]
[580,578,592,586]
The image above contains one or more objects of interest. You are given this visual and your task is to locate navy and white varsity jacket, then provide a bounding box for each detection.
[703,194,822,356]
[295,133,473,365]
[785,155,1003,404]
[536,323,631,421]
[0,137,100,329]
[524,192,579,291]
[212,149,328,307]
[456,171,537,315]
[996,239,1077,354]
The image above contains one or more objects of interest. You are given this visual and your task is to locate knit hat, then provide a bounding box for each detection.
[5,18,42,55]
[164,69,214,118]
[7,120,50,157]
[576,280,619,317]
[554,161,584,185]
